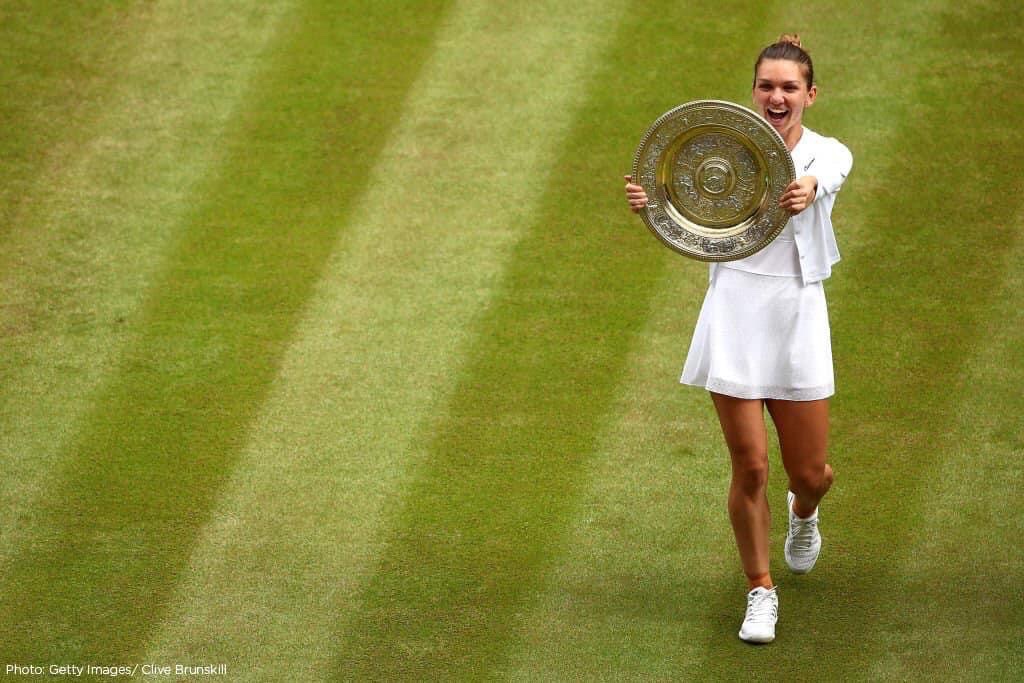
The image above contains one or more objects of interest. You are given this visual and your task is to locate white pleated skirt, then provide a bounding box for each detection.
[680,267,834,401]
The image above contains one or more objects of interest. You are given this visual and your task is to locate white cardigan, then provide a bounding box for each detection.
[710,127,853,285]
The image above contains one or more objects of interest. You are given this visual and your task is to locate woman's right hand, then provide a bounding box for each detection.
[624,175,648,213]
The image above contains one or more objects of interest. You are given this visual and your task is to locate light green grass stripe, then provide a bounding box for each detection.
[870,217,1024,679]
[0,0,293,564]
[137,3,625,679]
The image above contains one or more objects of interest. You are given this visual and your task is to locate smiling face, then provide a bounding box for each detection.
[752,58,817,150]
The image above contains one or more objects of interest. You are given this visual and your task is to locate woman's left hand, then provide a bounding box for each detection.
[779,176,818,215]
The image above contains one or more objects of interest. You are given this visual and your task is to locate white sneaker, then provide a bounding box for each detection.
[738,586,778,643]
[785,490,821,574]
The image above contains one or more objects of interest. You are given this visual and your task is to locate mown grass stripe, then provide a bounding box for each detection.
[0,0,448,663]
[0,0,292,560]
[871,217,1024,679]
[330,3,776,679]
[137,2,621,678]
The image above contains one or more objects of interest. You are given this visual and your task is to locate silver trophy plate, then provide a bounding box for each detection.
[632,100,795,261]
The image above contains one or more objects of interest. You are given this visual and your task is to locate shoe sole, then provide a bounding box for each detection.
[785,558,817,574]
[738,629,775,644]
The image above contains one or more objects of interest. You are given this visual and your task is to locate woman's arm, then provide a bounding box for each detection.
[811,139,853,200]
[780,139,853,215]
[779,175,818,215]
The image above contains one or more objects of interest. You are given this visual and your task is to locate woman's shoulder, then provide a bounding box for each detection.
[802,127,852,160]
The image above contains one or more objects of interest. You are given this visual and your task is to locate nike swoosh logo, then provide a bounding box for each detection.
[804,157,815,172]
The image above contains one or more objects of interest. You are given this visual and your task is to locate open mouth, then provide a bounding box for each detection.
[766,108,788,124]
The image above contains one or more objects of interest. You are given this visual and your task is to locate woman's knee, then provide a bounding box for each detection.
[731,450,770,494]
[788,461,833,496]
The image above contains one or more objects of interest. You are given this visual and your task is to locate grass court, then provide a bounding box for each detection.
[1,0,1022,680]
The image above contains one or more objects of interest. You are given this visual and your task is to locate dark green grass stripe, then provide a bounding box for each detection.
[695,1,1024,678]
[331,4,774,679]
[0,0,450,663]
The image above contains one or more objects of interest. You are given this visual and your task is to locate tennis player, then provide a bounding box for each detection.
[624,34,853,643]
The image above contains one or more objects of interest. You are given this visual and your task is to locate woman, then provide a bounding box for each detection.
[623,35,853,643]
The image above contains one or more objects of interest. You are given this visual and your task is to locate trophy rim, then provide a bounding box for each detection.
[631,99,796,262]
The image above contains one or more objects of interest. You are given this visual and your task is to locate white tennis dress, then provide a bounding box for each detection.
[680,127,852,401]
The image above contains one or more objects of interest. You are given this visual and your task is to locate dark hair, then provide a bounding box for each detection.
[754,33,814,89]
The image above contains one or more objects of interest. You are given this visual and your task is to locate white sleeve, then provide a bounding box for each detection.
[813,137,853,200]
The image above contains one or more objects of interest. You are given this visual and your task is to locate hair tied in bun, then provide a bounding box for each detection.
[778,33,802,48]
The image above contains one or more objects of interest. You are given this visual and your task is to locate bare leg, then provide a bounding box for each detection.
[710,392,772,589]
[766,398,834,518]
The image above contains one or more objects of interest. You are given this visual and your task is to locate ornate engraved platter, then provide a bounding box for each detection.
[631,100,795,261]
